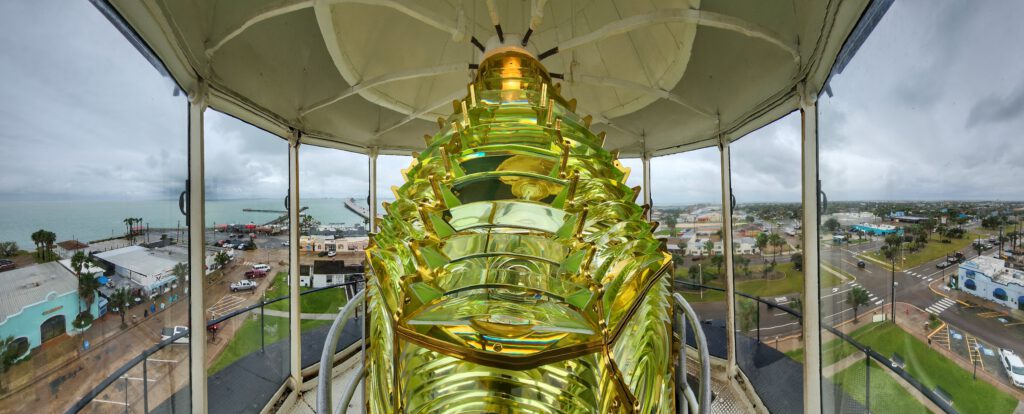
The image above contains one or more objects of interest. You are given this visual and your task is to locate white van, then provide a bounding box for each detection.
[252,263,271,272]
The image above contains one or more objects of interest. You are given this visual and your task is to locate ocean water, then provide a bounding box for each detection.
[0,198,364,249]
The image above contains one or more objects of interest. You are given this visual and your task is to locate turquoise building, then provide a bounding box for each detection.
[0,262,99,359]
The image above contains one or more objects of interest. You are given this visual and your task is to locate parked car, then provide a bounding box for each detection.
[857,261,866,269]
[0,259,15,272]
[318,251,328,257]
[236,243,249,250]
[245,269,267,279]
[999,348,1024,388]
[936,261,951,269]
[281,240,290,247]
[252,264,271,272]
[222,242,235,249]
[230,279,258,292]
[160,326,189,344]
[327,250,337,257]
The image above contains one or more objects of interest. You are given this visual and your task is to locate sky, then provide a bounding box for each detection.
[1,1,1022,205]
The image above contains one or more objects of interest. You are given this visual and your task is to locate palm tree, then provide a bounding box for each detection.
[737,299,759,334]
[123,217,133,242]
[847,287,870,322]
[711,254,724,275]
[214,251,230,270]
[768,233,784,264]
[108,287,132,328]
[43,230,56,257]
[70,251,88,275]
[77,271,101,320]
[30,230,44,259]
[172,262,189,283]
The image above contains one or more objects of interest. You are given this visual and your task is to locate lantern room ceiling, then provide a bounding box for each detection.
[106,0,870,156]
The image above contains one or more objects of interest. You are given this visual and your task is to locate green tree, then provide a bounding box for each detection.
[703,240,714,257]
[42,230,56,259]
[973,241,985,257]
[688,265,701,284]
[30,229,44,259]
[755,232,769,260]
[768,233,784,264]
[711,254,724,275]
[0,335,25,391]
[736,256,751,276]
[823,217,840,233]
[0,242,17,257]
[847,287,870,322]
[172,262,189,282]
[737,299,759,333]
[77,271,100,321]
[664,215,678,237]
[214,251,231,270]
[123,217,134,243]
[108,287,132,328]
[791,252,803,271]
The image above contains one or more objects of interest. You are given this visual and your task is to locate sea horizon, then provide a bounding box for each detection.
[0,197,369,250]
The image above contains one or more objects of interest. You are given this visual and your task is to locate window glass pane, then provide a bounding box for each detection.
[0,1,189,412]
[298,144,368,367]
[819,3,1024,413]
[376,155,413,214]
[203,110,290,413]
[651,148,726,359]
[729,113,806,411]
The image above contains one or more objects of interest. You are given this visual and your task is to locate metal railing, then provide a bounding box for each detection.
[67,279,364,414]
[675,280,957,414]
[674,292,712,414]
[317,289,365,414]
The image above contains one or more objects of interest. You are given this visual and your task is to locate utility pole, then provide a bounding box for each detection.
[698,264,703,300]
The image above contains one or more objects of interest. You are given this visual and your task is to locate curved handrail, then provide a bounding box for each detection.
[674,292,711,414]
[67,278,364,414]
[317,289,366,414]
[673,280,958,414]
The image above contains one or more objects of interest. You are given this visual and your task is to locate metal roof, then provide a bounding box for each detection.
[0,262,78,326]
[99,0,871,157]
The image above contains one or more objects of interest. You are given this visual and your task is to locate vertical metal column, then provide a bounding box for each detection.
[642,153,652,220]
[187,84,208,413]
[288,130,302,387]
[719,137,737,374]
[368,148,378,233]
[799,83,823,411]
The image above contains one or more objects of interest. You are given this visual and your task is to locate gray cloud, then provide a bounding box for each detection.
[1,0,1023,210]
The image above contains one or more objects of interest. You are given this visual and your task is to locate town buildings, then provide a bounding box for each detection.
[0,262,100,358]
[957,256,1024,310]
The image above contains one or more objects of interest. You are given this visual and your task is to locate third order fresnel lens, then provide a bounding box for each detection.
[364,42,675,413]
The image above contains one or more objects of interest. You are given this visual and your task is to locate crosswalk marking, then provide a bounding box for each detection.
[925,298,956,315]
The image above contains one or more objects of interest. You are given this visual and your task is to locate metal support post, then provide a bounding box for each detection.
[288,130,302,387]
[642,153,652,220]
[799,83,823,412]
[186,83,208,413]
[260,300,265,352]
[143,358,149,413]
[368,148,378,233]
[719,137,737,374]
[756,302,761,343]
[865,349,871,410]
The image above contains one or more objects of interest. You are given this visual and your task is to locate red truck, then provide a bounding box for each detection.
[244,269,267,279]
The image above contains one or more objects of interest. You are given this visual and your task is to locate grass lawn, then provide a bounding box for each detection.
[832,359,930,413]
[828,322,1017,414]
[264,272,350,314]
[868,233,981,271]
[208,315,332,375]
[680,262,842,303]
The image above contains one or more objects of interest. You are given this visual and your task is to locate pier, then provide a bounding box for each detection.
[344,198,370,220]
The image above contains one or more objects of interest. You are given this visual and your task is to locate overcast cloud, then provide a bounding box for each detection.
[1,1,1022,206]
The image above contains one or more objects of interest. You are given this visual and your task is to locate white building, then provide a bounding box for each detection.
[957,256,1024,310]
[300,235,370,253]
[94,246,182,297]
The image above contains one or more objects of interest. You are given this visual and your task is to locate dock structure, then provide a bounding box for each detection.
[263,206,308,226]
[242,208,288,213]
[344,198,370,220]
